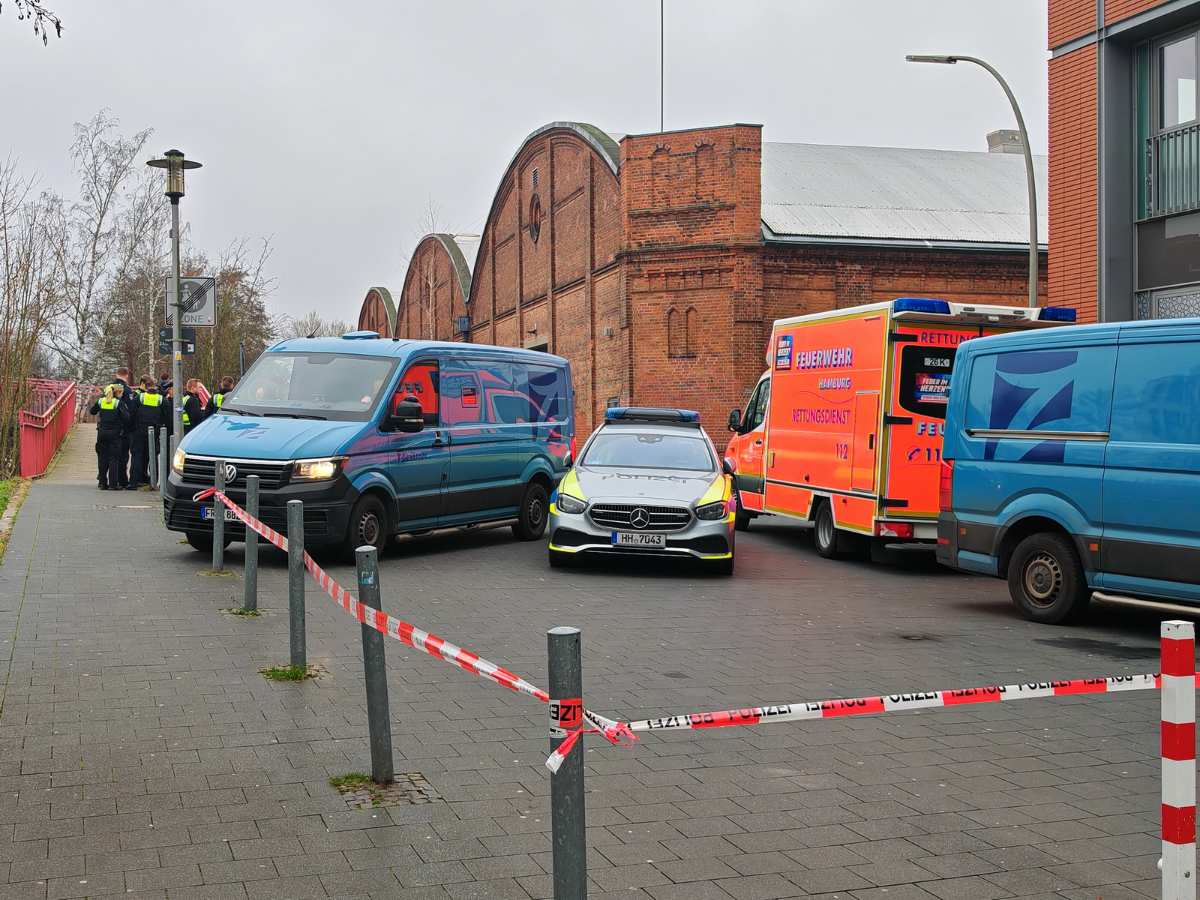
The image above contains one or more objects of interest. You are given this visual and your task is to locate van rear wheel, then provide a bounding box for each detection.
[1007,532,1090,625]
[812,501,841,559]
[513,482,549,541]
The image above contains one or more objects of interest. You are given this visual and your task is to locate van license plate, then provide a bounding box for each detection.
[612,532,666,548]
[200,506,237,522]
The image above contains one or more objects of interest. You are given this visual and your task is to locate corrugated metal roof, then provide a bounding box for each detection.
[761,142,1047,248]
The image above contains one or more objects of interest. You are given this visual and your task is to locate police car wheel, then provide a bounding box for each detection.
[734,492,752,532]
[548,547,574,569]
[342,495,388,561]
[704,555,734,576]
[512,482,549,541]
[1007,532,1090,625]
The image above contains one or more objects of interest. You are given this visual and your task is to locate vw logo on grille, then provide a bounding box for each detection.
[629,507,650,529]
[223,463,238,483]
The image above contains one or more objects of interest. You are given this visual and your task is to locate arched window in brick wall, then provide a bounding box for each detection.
[651,146,671,208]
[694,144,715,201]
[667,307,696,358]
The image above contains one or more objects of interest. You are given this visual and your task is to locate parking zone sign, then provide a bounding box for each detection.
[164,276,217,326]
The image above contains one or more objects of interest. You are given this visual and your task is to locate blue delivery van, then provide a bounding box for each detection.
[164,334,574,559]
[937,317,1200,624]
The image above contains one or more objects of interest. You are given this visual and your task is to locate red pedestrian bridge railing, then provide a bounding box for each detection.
[19,379,77,478]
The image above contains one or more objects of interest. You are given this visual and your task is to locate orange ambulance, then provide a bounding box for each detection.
[724,297,1076,559]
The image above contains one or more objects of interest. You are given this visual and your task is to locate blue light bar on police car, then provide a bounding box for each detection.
[893,297,952,315]
[341,330,381,340]
[1037,307,1078,322]
[605,407,701,424]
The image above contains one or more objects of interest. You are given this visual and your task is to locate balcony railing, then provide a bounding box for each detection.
[1148,123,1200,218]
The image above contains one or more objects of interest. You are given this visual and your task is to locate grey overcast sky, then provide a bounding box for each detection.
[2,1,1049,323]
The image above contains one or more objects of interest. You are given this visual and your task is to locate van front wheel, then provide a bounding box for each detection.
[513,482,549,541]
[342,494,388,562]
[1007,532,1090,625]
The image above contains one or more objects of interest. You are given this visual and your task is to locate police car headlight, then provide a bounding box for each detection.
[292,457,346,481]
[555,493,586,515]
[695,500,727,520]
[171,448,186,475]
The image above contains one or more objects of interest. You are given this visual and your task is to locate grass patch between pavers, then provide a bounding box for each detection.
[222,607,262,618]
[0,478,31,562]
[329,772,372,791]
[259,664,318,682]
[197,568,234,577]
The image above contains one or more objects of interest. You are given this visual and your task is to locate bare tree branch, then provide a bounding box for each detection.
[1,0,63,45]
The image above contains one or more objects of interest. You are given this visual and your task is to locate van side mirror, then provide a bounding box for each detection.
[727,408,742,432]
[722,457,735,476]
[388,395,425,433]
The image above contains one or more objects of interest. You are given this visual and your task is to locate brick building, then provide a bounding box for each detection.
[1049,0,1200,321]
[362,121,1047,434]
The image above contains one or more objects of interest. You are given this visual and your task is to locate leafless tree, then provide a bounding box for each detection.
[281,310,352,340]
[0,158,67,473]
[45,111,154,384]
[1,0,62,45]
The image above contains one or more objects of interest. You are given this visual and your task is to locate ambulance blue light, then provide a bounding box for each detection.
[893,297,951,315]
[341,330,380,340]
[1038,307,1077,322]
[605,407,701,424]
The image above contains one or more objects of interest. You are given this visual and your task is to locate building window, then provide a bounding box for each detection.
[1147,28,1200,217]
[1160,32,1198,131]
[1136,286,1200,320]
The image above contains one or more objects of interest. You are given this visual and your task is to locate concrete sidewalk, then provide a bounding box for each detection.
[0,423,1169,899]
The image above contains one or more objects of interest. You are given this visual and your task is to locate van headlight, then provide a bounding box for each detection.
[695,500,728,520]
[292,457,346,481]
[172,448,186,475]
[555,493,587,515]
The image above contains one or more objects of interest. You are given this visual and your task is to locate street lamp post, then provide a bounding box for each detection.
[146,149,202,451]
[905,54,1039,308]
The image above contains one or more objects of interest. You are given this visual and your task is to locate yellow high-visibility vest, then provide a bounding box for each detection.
[140,392,162,407]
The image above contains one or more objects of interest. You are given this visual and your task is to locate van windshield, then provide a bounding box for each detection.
[222,352,398,422]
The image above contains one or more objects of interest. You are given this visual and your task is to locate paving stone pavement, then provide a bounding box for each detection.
[0,423,1187,898]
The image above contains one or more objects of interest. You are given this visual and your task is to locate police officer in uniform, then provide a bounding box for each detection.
[110,366,136,488]
[90,384,130,490]
[207,375,236,417]
[128,378,166,489]
[182,379,208,435]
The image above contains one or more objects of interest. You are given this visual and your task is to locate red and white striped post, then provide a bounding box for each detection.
[1162,619,1196,900]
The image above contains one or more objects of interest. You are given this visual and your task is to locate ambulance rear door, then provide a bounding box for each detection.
[882,322,976,518]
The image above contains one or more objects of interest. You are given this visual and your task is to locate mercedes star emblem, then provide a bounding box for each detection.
[629,507,650,529]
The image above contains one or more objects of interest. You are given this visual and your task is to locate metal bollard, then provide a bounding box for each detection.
[212,459,225,572]
[243,475,259,612]
[1161,619,1195,900]
[355,546,394,784]
[158,428,169,506]
[148,426,158,488]
[287,500,306,668]
[548,626,587,899]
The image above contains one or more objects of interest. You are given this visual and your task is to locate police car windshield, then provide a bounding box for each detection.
[226,352,398,422]
[582,432,714,472]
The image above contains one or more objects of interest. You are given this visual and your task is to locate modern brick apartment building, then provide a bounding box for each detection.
[1049,0,1200,321]
[360,122,1047,434]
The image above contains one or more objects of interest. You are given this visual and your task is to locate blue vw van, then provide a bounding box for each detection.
[937,317,1200,624]
[164,334,574,559]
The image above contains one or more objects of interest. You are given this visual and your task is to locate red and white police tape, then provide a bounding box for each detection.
[192,487,635,772]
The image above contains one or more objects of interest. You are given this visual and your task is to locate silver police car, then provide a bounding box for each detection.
[547,408,736,574]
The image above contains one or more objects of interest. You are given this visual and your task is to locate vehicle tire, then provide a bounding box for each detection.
[342,494,388,562]
[1007,532,1090,625]
[734,491,753,532]
[812,500,842,559]
[548,547,575,569]
[185,531,231,553]
[512,482,549,541]
[704,555,735,576]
